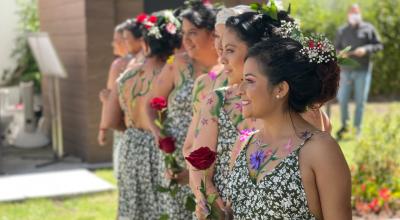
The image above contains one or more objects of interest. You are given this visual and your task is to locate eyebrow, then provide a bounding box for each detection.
[244,73,256,77]
[224,43,236,48]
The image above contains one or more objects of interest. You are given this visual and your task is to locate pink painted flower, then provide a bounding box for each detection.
[166,22,177,34]
[239,128,255,142]
[283,138,293,152]
[208,71,218,81]
[234,102,243,111]
[264,148,273,158]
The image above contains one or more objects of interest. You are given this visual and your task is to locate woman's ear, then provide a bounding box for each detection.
[273,81,289,99]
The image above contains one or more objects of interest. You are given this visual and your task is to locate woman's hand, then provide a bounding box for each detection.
[164,168,189,185]
[97,129,107,146]
[195,201,230,220]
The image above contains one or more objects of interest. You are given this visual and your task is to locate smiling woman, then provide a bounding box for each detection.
[228,37,351,219]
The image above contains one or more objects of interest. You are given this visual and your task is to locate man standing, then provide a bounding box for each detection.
[335,4,383,139]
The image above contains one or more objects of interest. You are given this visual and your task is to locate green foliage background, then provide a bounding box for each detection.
[286,0,400,97]
[2,0,40,92]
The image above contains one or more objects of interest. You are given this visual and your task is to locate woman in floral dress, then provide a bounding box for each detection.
[145,1,219,219]
[189,9,294,219]
[105,11,181,220]
[228,36,351,219]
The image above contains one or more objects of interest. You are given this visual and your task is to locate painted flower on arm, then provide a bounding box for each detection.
[208,70,218,81]
[239,128,255,142]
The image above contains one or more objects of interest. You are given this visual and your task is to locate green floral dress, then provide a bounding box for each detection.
[158,60,195,220]
[117,67,161,220]
[228,133,316,220]
[213,88,239,203]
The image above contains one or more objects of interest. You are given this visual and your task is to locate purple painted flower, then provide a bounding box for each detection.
[208,71,218,81]
[250,150,266,170]
[239,128,254,142]
[300,131,311,140]
[234,102,243,111]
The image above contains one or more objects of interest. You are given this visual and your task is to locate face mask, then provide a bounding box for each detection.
[348,13,362,25]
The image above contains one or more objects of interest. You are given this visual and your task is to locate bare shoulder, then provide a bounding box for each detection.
[301,132,349,171]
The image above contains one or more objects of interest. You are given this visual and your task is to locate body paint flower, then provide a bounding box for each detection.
[239,128,255,142]
[250,150,266,170]
[208,71,218,81]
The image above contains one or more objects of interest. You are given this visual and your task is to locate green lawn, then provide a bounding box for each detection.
[0,102,398,220]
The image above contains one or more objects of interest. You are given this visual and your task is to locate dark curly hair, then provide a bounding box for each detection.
[225,11,293,47]
[142,11,182,60]
[246,37,340,113]
[180,0,217,31]
[124,18,143,39]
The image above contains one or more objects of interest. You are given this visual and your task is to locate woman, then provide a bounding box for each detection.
[98,22,131,180]
[228,37,351,219]
[145,1,218,219]
[106,11,181,219]
[181,5,252,159]
[189,10,294,219]
[100,18,145,142]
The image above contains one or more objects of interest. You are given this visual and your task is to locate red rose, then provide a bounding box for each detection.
[159,137,176,154]
[148,15,157,24]
[136,13,147,23]
[150,96,167,111]
[308,40,315,49]
[185,147,217,170]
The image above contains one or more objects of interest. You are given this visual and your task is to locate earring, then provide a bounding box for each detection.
[276,95,280,99]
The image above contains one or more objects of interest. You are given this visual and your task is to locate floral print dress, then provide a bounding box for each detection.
[212,88,239,203]
[159,61,195,220]
[117,67,161,220]
[228,133,316,220]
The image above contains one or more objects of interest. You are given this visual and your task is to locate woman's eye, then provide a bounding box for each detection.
[245,78,254,84]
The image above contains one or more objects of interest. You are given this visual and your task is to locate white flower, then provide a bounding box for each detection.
[149,27,162,39]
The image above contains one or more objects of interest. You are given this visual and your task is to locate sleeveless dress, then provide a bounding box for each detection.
[117,67,161,220]
[212,88,239,203]
[158,60,195,220]
[228,133,316,220]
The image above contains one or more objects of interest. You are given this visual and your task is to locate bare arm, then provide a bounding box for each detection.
[144,61,176,141]
[190,91,225,217]
[102,83,126,131]
[309,134,352,219]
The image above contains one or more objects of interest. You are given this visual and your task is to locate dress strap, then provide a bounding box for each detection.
[296,131,315,152]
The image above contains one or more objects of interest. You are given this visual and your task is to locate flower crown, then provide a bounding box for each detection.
[135,11,181,39]
[276,20,336,64]
[184,0,212,9]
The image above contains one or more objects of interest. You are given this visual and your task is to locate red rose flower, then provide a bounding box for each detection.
[159,137,176,154]
[308,40,315,49]
[185,147,217,170]
[136,13,147,23]
[148,15,157,24]
[379,188,391,201]
[150,96,167,111]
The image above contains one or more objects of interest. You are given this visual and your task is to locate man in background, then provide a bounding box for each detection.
[335,3,383,139]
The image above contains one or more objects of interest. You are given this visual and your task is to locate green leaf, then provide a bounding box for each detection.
[155,119,162,129]
[200,180,206,196]
[185,194,196,212]
[338,57,360,68]
[250,3,260,11]
[159,213,169,220]
[156,185,170,193]
[207,193,218,204]
[170,185,179,198]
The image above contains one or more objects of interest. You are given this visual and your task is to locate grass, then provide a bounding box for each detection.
[0,102,398,219]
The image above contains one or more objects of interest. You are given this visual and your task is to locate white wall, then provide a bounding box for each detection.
[0,0,19,85]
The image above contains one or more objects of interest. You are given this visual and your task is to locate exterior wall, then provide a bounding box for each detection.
[0,0,19,85]
[36,0,256,162]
